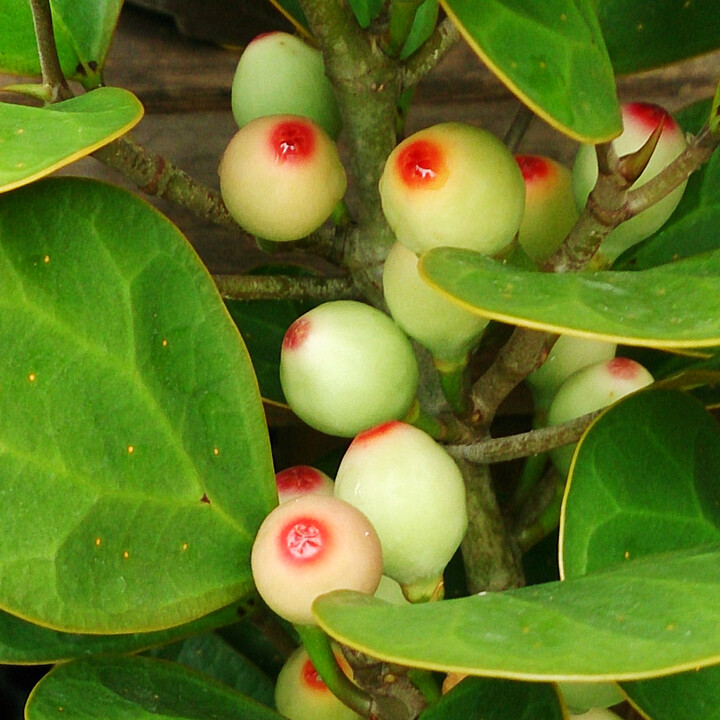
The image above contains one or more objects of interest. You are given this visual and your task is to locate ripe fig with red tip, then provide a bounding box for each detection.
[219,114,346,242]
[276,465,335,504]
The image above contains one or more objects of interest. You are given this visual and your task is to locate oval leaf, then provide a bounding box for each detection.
[0,178,276,633]
[0,0,123,87]
[560,389,720,579]
[440,0,621,141]
[420,247,720,348]
[25,655,284,720]
[315,545,720,680]
[598,0,720,75]
[0,87,143,193]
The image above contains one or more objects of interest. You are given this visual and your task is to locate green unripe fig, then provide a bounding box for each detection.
[515,154,580,264]
[276,465,335,504]
[558,681,624,714]
[280,301,419,437]
[382,241,489,365]
[569,710,622,720]
[573,102,687,265]
[275,646,360,720]
[379,122,526,255]
[219,114,346,242]
[526,335,617,415]
[334,421,467,599]
[251,494,383,626]
[548,357,653,475]
[232,32,341,139]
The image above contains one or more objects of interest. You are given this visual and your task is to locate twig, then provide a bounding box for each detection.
[213,273,360,301]
[447,409,603,465]
[29,0,72,102]
[400,16,460,90]
[503,104,534,154]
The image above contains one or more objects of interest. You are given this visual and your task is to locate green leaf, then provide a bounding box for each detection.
[348,0,385,28]
[24,655,284,720]
[440,0,621,142]
[0,0,123,87]
[400,0,439,59]
[598,0,720,75]
[0,87,143,193]
[0,178,276,634]
[560,389,720,579]
[560,388,720,718]
[314,545,720,680]
[420,676,565,720]
[148,632,275,706]
[419,247,720,348]
[0,603,248,665]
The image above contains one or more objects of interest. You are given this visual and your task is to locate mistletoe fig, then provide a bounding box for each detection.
[274,646,360,720]
[251,494,383,625]
[548,357,654,475]
[382,241,488,365]
[276,465,335,504]
[572,101,687,265]
[515,154,579,263]
[334,421,467,599]
[219,114,346,242]
[526,335,617,415]
[232,32,341,139]
[379,122,525,255]
[280,301,419,437]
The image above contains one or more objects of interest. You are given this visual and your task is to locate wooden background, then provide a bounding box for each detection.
[3,3,717,275]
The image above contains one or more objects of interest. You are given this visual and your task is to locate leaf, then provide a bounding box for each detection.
[400,0,439,60]
[148,632,275,706]
[0,0,123,87]
[314,545,720,680]
[347,0,385,28]
[0,178,276,634]
[0,603,247,665]
[559,389,720,718]
[419,247,720,348]
[24,655,284,720]
[0,87,143,193]
[560,389,720,579]
[440,0,621,142]
[420,676,565,720]
[597,0,720,75]
[266,0,311,35]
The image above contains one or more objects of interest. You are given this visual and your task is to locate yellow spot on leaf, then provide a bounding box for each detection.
[16,128,24,135]
[43,255,50,263]
[161,338,168,347]
[667,624,675,631]
[624,550,631,559]
[127,445,135,454]
[95,538,102,547]
[637,22,644,31]
[123,550,130,559]
[182,542,189,551]
[213,447,220,456]
[28,373,36,382]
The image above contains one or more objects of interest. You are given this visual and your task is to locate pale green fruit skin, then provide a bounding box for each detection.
[515,155,580,263]
[334,421,468,586]
[382,242,489,364]
[251,494,383,626]
[374,574,410,605]
[232,32,341,139]
[379,122,526,255]
[558,681,624,714]
[527,335,617,414]
[548,357,654,475]
[573,102,687,264]
[219,114,346,242]
[280,301,419,437]
[275,647,360,720]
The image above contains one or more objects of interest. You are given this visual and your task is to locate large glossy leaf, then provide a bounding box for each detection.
[598,0,720,75]
[0,0,123,87]
[314,544,720,680]
[24,655,284,720]
[420,675,565,720]
[0,87,143,193]
[560,389,720,718]
[440,0,621,141]
[560,389,720,579]
[0,178,276,634]
[0,603,247,665]
[420,247,720,348]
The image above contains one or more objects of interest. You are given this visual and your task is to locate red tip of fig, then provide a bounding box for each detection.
[300,658,328,691]
[278,515,330,564]
[624,102,677,135]
[276,466,326,495]
[396,139,447,188]
[283,316,311,351]
[269,119,316,164]
[353,420,403,446]
[516,154,552,183]
[606,357,642,380]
